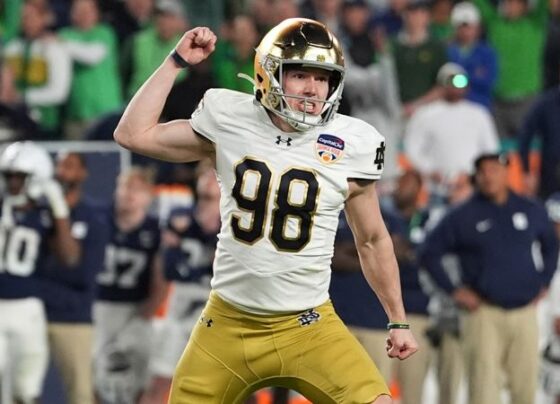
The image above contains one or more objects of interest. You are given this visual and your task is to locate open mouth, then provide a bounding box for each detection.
[298,100,317,113]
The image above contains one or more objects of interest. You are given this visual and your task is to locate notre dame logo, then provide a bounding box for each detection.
[297,309,321,327]
[374,142,385,170]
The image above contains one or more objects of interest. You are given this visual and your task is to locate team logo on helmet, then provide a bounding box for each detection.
[253,18,345,132]
[315,134,344,164]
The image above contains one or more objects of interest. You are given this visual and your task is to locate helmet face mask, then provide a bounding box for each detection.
[254,18,345,131]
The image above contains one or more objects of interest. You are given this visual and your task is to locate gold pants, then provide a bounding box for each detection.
[169,292,389,403]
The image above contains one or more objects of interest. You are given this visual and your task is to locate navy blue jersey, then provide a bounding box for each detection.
[0,199,53,299]
[163,208,216,283]
[39,198,110,322]
[96,212,161,302]
[329,213,388,329]
[381,206,430,315]
[421,191,559,308]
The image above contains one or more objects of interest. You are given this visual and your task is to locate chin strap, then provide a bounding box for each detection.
[237,73,256,90]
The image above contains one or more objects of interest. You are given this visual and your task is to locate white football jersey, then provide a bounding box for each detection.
[190,89,385,313]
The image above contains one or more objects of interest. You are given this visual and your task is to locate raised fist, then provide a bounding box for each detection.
[174,27,217,66]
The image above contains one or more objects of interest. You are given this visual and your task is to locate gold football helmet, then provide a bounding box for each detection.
[254,18,345,131]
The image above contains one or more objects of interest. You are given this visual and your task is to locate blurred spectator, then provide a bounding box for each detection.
[182,0,224,33]
[403,63,499,202]
[341,7,402,184]
[330,213,391,380]
[93,167,168,404]
[429,0,453,41]
[39,152,109,404]
[249,0,275,35]
[162,60,215,121]
[141,166,219,404]
[59,0,123,139]
[212,14,259,94]
[393,0,447,118]
[268,0,301,27]
[447,1,498,110]
[122,0,186,99]
[331,170,433,404]
[542,192,560,404]
[103,0,155,47]
[300,0,344,35]
[83,110,122,140]
[0,102,46,141]
[373,0,406,38]
[0,141,80,403]
[0,0,24,43]
[381,170,433,404]
[422,172,473,404]
[518,84,560,200]
[473,0,548,139]
[421,153,559,404]
[340,0,376,67]
[1,0,71,137]
[544,0,560,89]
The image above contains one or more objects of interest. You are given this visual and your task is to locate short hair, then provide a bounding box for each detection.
[118,166,156,187]
[401,169,423,187]
[57,151,88,169]
[473,153,509,171]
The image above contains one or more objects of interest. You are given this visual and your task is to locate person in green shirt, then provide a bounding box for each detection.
[211,14,259,94]
[393,0,448,118]
[473,0,548,139]
[430,0,454,42]
[1,1,71,137]
[59,0,123,139]
[0,0,24,43]
[123,0,187,99]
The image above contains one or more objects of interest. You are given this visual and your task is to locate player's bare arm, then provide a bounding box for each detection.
[50,218,81,267]
[345,178,419,360]
[114,27,217,163]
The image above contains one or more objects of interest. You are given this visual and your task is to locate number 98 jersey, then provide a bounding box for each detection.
[190,89,385,313]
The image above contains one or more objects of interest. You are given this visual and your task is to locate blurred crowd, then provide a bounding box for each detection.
[1,0,560,198]
[2,0,560,403]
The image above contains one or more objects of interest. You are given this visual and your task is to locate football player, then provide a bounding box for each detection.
[141,165,219,404]
[543,192,560,404]
[114,18,418,403]
[93,167,168,404]
[39,152,110,404]
[0,141,80,404]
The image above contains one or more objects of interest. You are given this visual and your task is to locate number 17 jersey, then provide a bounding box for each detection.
[190,89,385,313]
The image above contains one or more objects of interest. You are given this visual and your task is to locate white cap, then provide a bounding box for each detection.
[154,0,185,19]
[437,62,468,86]
[451,2,480,26]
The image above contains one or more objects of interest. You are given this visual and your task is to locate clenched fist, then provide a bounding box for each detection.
[385,329,419,360]
[174,27,217,66]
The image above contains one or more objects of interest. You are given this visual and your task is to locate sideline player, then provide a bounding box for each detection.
[0,141,80,404]
[93,167,168,404]
[141,165,219,404]
[114,18,418,404]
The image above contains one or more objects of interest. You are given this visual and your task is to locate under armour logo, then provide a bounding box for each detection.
[374,142,385,170]
[276,136,292,146]
[200,316,213,327]
[297,309,321,327]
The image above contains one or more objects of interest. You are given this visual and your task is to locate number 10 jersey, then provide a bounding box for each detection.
[190,89,385,313]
